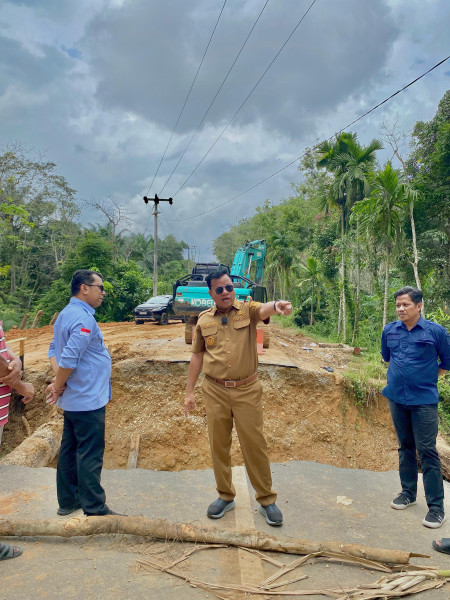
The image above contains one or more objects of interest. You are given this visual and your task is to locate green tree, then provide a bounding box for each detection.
[266,230,295,299]
[317,132,382,341]
[380,121,424,313]
[0,145,80,312]
[352,163,407,328]
[406,91,450,306]
[297,256,323,325]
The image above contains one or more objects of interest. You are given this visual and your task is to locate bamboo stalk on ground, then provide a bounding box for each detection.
[0,515,426,565]
[137,555,448,600]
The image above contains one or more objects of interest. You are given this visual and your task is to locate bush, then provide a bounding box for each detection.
[98,260,152,322]
[0,304,24,331]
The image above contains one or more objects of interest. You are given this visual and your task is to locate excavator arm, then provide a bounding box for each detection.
[230,240,266,285]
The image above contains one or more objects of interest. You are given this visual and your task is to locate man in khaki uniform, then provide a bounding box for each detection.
[184,268,293,526]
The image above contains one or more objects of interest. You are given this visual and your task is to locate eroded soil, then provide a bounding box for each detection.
[2,320,398,472]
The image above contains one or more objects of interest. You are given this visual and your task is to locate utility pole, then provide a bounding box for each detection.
[143,194,173,296]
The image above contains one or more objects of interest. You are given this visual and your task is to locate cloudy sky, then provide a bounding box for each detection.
[1,0,449,261]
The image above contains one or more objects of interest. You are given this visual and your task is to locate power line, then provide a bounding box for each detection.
[171,0,318,197]
[168,203,189,243]
[165,54,450,222]
[153,202,191,247]
[159,0,270,195]
[156,214,168,238]
[144,0,228,199]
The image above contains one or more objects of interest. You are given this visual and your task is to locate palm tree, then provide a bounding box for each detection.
[317,132,383,341]
[380,122,424,314]
[297,256,322,325]
[351,163,407,328]
[266,230,294,298]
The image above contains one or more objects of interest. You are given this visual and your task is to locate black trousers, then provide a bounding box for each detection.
[57,406,108,515]
[389,400,444,512]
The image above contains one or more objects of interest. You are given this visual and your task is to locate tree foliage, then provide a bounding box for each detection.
[1,92,448,339]
[0,147,190,328]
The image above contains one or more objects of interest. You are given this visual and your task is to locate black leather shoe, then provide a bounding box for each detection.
[207,498,235,519]
[259,503,283,526]
[57,504,82,516]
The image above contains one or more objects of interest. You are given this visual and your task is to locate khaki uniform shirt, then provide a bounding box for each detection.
[192,298,262,380]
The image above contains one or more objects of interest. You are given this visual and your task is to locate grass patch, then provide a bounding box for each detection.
[342,350,387,412]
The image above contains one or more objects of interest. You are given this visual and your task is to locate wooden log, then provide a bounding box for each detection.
[0,515,425,565]
[31,310,43,329]
[19,314,29,330]
[127,432,140,469]
[0,417,63,467]
[49,312,59,326]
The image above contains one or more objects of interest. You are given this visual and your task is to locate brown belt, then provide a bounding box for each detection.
[206,372,258,388]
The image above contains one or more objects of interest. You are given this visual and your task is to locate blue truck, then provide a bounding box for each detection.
[172,240,269,344]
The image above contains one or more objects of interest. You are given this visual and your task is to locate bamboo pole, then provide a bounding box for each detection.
[0,515,425,565]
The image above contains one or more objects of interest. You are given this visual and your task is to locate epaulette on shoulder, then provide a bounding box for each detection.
[198,307,213,318]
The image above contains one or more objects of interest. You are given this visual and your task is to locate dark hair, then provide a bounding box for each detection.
[71,270,102,296]
[394,286,423,304]
[206,268,231,290]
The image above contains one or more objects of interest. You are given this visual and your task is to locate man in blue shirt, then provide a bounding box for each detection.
[381,286,450,529]
[46,270,121,516]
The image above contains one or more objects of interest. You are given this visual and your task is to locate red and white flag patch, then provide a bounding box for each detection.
[80,327,91,336]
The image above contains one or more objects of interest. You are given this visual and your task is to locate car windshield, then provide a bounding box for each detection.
[146,296,170,303]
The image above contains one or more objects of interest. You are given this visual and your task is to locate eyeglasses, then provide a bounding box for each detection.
[214,284,234,294]
[85,284,105,292]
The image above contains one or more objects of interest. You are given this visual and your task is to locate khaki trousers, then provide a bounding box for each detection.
[202,376,276,506]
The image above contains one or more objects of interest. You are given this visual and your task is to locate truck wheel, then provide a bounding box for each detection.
[159,311,169,326]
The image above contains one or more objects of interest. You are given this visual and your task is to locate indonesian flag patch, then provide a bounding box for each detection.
[80,327,91,336]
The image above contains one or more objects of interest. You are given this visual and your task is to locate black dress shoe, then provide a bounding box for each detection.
[57,504,82,516]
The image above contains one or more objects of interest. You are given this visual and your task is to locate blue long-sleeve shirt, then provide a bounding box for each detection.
[48,297,111,411]
[381,316,450,405]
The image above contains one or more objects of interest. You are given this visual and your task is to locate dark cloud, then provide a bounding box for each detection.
[0,0,448,261]
[82,0,397,138]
